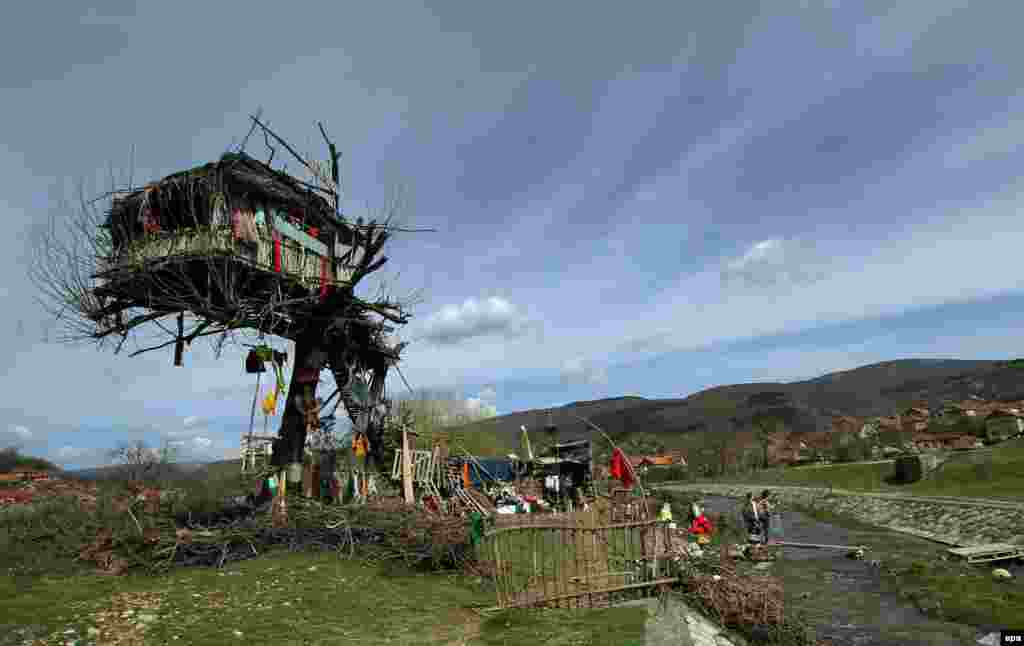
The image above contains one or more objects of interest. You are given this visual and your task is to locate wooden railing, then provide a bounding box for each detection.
[115,225,353,288]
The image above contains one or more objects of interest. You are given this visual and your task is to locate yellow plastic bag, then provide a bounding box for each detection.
[261,388,278,415]
[353,433,368,458]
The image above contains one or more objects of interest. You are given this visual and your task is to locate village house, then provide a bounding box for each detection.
[0,467,51,483]
[666,448,689,467]
[857,418,883,440]
[909,431,977,452]
[627,451,688,474]
[899,406,931,433]
[792,433,834,464]
[831,415,866,436]
[902,405,931,420]
[875,416,902,434]
[984,408,1024,443]
[767,437,802,466]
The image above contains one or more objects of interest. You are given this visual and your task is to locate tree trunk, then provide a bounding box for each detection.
[271,328,323,468]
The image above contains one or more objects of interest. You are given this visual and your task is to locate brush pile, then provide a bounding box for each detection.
[2,471,482,577]
[86,493,478,575]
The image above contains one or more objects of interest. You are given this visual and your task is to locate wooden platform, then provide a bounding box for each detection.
[947,543,1024,564]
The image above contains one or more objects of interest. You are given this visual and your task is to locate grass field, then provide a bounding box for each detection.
[1,461,647,646]
[1,549,646,645]
[698,439,1024,500]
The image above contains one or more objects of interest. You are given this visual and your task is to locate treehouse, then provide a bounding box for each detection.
[94,152,368,339]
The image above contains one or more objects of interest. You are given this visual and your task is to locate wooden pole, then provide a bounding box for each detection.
[401,426,415,505]
[245,371,262,473]
[173,311,185,366]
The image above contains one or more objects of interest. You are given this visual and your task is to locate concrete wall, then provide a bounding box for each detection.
[662,484,1024,547]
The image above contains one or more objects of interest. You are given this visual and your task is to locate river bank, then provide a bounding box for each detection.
[690,494,1020,645]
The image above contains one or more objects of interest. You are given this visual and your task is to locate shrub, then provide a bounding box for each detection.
[890,456,924,484]
[643,465,690,484]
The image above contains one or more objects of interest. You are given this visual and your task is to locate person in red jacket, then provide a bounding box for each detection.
[688,502,715,543]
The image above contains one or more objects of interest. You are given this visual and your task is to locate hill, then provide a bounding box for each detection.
[454,358,1024,450]
[70,461,212,481]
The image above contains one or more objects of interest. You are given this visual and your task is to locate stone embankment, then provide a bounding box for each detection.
[659,483,1024,547]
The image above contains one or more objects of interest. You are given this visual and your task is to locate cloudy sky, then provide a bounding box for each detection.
[3,1,1024,469]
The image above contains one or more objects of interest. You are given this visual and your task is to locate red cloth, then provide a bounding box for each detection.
[231,208,242,239]
[609,448,635,489]
[141,207,161,234]
[423,496,440,513]
[319,256,330,301]
[273,237,282,272]
[689,515,714,535]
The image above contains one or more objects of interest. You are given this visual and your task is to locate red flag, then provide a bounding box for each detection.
[609,448,634,489]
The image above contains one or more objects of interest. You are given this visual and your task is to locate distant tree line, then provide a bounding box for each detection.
[0,447,59,473]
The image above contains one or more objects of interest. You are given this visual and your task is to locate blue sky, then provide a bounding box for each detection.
[2,1,1024,469]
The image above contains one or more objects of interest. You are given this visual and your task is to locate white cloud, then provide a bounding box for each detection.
[418,297,536,346]
[57,445,87,459]
[462,397,498,418]
[721,238,829,289]
[10,425,31,439]
[183,415,202,429]
[479,385,497,401]
[55,445,110,468]
[560,358,609,386]
[191,436,213,450]
[940,111,1024,170]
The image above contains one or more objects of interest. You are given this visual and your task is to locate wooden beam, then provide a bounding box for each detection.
[401,427,415,505]
[775,541,868,551]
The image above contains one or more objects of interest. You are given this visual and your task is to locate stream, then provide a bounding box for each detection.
[697,495,1018,646]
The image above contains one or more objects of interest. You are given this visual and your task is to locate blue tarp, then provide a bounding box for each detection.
[468,458,517,487]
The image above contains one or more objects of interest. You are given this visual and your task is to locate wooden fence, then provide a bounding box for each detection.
[479,512,677,609]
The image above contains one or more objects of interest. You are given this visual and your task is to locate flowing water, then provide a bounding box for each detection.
[698,495,1017,646]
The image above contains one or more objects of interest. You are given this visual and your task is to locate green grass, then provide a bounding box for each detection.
[0,550,645,646]
[894,559,1024,628]
[478,607,644,646]
[696,439,1024,499]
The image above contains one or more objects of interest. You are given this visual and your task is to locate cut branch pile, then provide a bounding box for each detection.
[85,493,477,575]
[685,572,785,627]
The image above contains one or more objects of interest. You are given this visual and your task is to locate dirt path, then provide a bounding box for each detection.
[700,495,1009,646]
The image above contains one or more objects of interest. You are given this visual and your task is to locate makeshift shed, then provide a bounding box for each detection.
[94,152,369,340]
[535,439,593,495]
